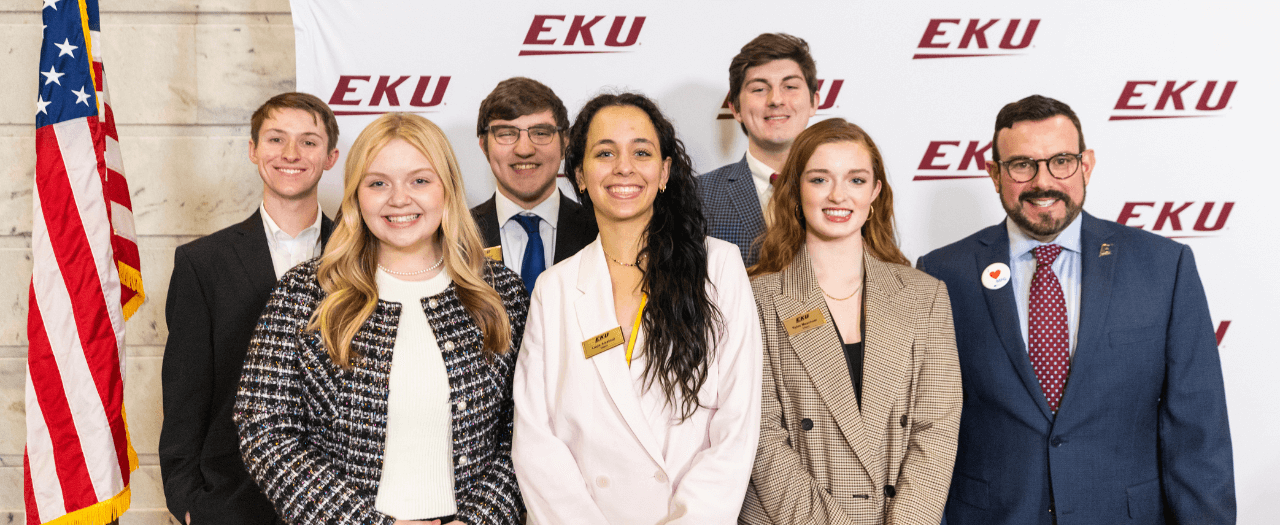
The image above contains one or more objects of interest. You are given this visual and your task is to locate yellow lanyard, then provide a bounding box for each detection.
[625,294,648,367]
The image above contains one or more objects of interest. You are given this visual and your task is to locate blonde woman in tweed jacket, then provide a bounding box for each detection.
[741,119,962,525]
[235,114,526,525]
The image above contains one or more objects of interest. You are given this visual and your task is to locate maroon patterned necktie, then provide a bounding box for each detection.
[1028,244,1070,413]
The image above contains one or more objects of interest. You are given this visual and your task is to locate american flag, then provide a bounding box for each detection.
[27,0,143,523]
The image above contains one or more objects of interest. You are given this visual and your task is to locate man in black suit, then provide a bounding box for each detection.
[159,93,339,525]
[470,77,597,293]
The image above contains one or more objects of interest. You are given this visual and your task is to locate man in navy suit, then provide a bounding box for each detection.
[917,95,1234,524]
[697,33,819,267]
[470,77,596,292]
[160,93,338,525]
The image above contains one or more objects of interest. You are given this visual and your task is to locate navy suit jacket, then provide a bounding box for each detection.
[160,210,333,524]
[698,156,766,267]
[916,212,1234,525]
[470,190,597,266]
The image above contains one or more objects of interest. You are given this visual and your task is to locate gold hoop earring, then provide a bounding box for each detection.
[868,204,874,220]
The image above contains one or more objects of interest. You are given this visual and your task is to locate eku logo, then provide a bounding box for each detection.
[1110,81,1238,120]
[913,18,1039,59]
[1116,201,1234,238]
[520,15,645,56]
[327,75,450,116]
[913,141,992,180]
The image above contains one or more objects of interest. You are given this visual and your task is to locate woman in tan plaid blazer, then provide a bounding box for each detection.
[740,119,962,525]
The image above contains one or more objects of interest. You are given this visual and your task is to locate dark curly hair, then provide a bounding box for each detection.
[564,92,722,421]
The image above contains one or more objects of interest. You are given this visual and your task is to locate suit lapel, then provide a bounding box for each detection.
[858,254,912,484]
[553,191,597,263]
[318,213,334,249]
[726,157,765,256]
[774,247,883,484]
[1058,213,1116,415]
[573,241,666,468]
[976,225,1054,421]
[233,211,277,295]
[472,196,503,251]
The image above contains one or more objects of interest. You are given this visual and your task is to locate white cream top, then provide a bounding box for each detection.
[373,268,457,519]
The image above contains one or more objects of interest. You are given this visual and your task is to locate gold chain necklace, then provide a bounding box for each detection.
[821,280,864,301]
[605,251,643,267]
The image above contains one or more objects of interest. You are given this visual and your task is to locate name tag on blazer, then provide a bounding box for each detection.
[783,308,827,336]
[583,327,625,359]
[483,246,503,262]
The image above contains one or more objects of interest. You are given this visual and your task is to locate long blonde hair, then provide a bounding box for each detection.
[749,118,909,277]
[308,113,512,368]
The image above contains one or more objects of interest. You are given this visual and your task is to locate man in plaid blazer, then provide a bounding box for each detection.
[917,95,1234,524]
[698,33,819,267]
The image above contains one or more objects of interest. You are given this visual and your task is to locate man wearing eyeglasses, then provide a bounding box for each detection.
[917,95,1234,524]
[471,77,597,294]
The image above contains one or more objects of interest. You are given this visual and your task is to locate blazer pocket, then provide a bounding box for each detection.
[953,472,990,510]
[1126,477,1161,519]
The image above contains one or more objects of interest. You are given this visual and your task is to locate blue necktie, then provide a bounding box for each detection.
[512,214,545,294]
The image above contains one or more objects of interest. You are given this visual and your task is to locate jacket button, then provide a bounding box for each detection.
[596,476,610,488]
[801,418,813,431]
[884,485,896,498]
[654,471,668,483]
[900,415,908,428]
[1051,437,1064,447]
[444,341,455,351]
[429,299,439,309]
[458,455,468,465]
[455,400,467,411]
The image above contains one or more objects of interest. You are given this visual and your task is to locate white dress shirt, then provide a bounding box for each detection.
[260,202,323,279]
[744,152,776,213]
[373,268,456,519]
[495,190,559,275]
[1008,214,1083,357]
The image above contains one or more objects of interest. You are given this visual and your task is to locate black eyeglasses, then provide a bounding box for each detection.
[486,125,561,146]
[997,153,1083,183]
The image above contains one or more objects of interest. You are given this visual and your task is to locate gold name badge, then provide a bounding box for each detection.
[484,246,503,262]
[783,308,827,336]
[582,327,625,359]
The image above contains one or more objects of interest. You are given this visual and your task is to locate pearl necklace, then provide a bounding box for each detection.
[378,253,445,277]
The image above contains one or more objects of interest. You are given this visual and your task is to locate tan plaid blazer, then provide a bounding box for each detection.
[740,247,961,525]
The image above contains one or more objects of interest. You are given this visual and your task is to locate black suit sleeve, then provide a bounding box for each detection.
[159,245,216,522]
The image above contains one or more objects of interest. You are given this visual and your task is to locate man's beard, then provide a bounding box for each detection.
[1003,188,1084,239]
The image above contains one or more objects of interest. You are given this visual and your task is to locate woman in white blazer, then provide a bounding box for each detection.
[512,93,763,525]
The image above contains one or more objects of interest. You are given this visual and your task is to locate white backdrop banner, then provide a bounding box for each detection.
[291,0,1278,520]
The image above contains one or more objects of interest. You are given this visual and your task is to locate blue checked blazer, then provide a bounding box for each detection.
[697,156,766,267]
[917,212,1234,525]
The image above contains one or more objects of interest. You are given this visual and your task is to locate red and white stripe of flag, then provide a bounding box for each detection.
[26,29,138,525]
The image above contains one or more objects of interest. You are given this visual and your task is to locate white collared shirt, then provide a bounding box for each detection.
[745,151,776,213]
[260,202,323,279]
[495,190,559,275]
[1008,214,1083,358]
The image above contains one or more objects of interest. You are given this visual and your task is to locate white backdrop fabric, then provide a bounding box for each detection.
[291,0,1278,520]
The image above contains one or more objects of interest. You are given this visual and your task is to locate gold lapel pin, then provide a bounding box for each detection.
[1099,243,1113,257]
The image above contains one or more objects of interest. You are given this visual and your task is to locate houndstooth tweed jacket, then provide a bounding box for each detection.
[234,258,528,525]
[740,247,962,525]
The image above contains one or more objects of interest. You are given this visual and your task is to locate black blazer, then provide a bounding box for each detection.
[470,190,598,265]
[159,210,333,524]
